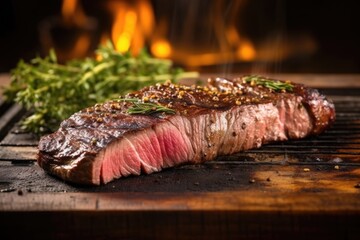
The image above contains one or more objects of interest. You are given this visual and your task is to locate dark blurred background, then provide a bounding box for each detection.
[0,0,359,74]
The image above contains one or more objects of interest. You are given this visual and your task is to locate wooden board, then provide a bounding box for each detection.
[1,162,360,239]
[1,74,360,239]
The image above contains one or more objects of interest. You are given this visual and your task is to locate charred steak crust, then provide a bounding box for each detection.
[38,76,335,185]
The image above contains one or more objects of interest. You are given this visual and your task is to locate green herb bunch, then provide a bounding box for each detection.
[3,41,198,134]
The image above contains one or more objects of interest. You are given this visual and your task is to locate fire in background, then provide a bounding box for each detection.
[0,0,359,73]
[37,0,317,71]
[38,0,99,62]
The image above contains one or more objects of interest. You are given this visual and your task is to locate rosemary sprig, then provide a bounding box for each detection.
[243,75,293,92]
[118,98,175,115]
[3,41,196,133]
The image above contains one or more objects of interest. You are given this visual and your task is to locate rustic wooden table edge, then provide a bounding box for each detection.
[1,191,360,212]
[1,191,360,239]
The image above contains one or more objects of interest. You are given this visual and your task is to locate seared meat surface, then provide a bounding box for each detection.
[38,76,335,185]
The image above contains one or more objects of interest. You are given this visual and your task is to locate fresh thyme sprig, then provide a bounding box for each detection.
[118,98,175,115]
[3,41,197,133]
[243,75,293,92]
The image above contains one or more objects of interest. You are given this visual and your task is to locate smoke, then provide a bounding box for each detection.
[153,0,291,75]
[251,0,287,75]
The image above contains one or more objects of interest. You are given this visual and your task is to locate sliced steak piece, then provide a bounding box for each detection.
[37,76,335,185]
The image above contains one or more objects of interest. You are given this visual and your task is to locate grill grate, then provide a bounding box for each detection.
[0,94,360,164]
[0,91,360,195]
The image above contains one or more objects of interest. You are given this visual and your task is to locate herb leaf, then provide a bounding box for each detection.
[243,75,293,92]
[3,41,196,133]
[118,98,175,115]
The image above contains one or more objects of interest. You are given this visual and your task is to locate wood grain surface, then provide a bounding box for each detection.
[1,74,360,240]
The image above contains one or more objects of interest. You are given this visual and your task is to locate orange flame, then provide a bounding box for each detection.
[38,0,95,62]
[113,10,137,52]
[108,0,154,55]
[237,41,256,61]
[151,39,172,58]
[61,0,87,26]
[61,0,76,20]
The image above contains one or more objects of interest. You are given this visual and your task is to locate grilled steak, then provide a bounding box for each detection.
[38,76,335,185]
